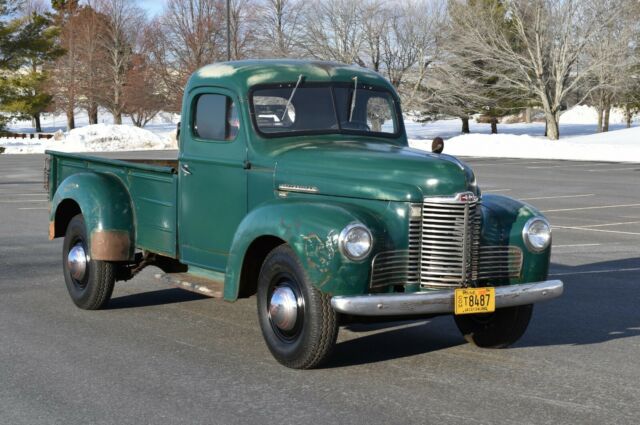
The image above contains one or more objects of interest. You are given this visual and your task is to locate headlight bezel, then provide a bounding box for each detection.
[338,222,373,261]
[522,217,552,252]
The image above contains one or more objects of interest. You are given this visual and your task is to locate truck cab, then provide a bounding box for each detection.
[47,60,563,369]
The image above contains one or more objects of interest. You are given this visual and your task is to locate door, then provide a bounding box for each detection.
[178,87,247,271]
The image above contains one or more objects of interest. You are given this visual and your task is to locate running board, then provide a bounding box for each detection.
[155,272,223,298]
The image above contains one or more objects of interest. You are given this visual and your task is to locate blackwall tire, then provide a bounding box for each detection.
[257,245,338,369]
[62,214,115,310]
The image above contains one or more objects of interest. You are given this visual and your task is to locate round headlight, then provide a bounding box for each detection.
[339,223,373,261]
[522,217,551,252]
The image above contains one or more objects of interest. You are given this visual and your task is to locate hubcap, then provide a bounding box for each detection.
[268,285,299,332]
[67,243,87,281]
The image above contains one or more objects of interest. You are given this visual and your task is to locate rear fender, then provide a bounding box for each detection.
[49,172,135,261]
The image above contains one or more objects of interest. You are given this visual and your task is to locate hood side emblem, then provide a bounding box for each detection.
[278,184,319,194]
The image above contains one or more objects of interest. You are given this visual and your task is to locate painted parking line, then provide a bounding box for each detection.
[553,226,640,236]
[520,194,595,201]
[552,243,601,248]
[526,163,604,169]
[483,189,512,193]
[550,267,640,277]
[585,167,640,172]
[0,193,47,196]
[471,160,552,167]
[578,221,640,228]
[18,207,49,210]
[542,203,640,213]
[0,199,48,203]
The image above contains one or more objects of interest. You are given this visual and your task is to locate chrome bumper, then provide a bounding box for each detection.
[331,280,563,317]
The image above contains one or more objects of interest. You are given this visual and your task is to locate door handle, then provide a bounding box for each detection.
[181,163,192,175]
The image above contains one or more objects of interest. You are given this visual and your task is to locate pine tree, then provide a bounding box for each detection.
[10,11,63,132]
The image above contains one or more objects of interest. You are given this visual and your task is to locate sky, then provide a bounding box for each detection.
[138,0,168,17]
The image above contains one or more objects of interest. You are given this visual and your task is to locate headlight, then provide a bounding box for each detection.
[339,223,373,261]
[522,217,551,252]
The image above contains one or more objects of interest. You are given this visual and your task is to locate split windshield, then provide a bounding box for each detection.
[251,83,400,137]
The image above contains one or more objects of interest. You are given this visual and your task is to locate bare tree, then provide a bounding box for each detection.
[76,5,108,125]
[93,0,145,124]
[445,0,624,140]
[145,0,226,111]
[123,52,165,127]
[301,0,364,64]
[583,0,639,132]
[254,0,305,57]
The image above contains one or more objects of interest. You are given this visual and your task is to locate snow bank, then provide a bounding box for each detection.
[1,123,174,154]
[409,125,640,163]
[560,104,628,124]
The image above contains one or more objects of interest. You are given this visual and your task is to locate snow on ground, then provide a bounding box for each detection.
[1,109,178,154]
[1,105,639,162]
[406,105,640,163]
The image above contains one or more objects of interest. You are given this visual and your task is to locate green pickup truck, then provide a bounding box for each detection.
[46,60,563,369]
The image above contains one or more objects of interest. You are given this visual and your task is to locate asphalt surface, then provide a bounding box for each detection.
[1,152,639,425]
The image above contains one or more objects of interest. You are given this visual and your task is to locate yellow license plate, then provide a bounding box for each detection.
[454,287,496,315]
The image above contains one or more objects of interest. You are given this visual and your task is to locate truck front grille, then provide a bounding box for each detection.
[419,194,481,289]
[369,192,523,290]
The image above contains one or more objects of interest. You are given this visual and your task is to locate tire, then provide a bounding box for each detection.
[454,304,533,348]
[62,214,115,310]
[257,245,338,369]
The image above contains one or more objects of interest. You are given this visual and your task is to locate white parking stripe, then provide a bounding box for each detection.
[0,193,47,196]
[527,163,601,169]
[0,199,48,203]
[550,267,640,277]
[553,225,640,236]
[580,221,640,228]
[18,207,49,210]
[472,160,551,166]
[542,203,640,213]
[520,194,595,201]
[553,243,601,247]
[585,167,640,172]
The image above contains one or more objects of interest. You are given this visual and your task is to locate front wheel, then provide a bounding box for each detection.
[62,214,115,310]
[454,304,533,348]
[257,245,338,369]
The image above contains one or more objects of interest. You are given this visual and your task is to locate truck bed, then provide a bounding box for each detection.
[46,151,179,257]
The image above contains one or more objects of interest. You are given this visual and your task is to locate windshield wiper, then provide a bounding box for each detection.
[281,74,304,122]
[348,76,358,122]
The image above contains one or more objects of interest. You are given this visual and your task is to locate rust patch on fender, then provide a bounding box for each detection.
[49,221,56,240]
[90,230,130,261]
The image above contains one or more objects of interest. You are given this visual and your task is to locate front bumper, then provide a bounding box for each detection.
[331,280,563,317]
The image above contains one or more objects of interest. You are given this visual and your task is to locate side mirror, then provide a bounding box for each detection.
[176,122,181,147]
[432,136,444,154]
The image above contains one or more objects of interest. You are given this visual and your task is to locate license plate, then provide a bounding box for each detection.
[454,287,496,315]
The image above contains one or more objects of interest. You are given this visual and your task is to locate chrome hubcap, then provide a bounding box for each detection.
[268,285,298,332]
[67,243,87,281]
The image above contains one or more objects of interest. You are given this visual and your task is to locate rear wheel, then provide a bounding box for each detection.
[454,304,533,348]
[62,214,115,310]
[257,245,338,369]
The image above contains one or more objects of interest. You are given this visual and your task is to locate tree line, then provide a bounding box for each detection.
[1,0,639,139]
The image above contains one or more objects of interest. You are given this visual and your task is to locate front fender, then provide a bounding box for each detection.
[224,199,384,301]
[481,194,550,283]
[50,172,135,261]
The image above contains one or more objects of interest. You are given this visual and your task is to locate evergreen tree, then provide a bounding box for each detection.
[2,10,64,132]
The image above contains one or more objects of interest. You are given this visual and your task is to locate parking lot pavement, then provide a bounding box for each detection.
[1,153,639,425]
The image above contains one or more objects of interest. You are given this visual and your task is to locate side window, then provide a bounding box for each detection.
[193,94,239,141]
[366,95,396,134]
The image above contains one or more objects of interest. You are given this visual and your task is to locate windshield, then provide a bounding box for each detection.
[251,83,400,137]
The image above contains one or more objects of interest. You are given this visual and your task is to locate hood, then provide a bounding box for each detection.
[273,140,477,202]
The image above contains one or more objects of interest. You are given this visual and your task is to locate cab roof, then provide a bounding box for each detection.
[186,59,397,96]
